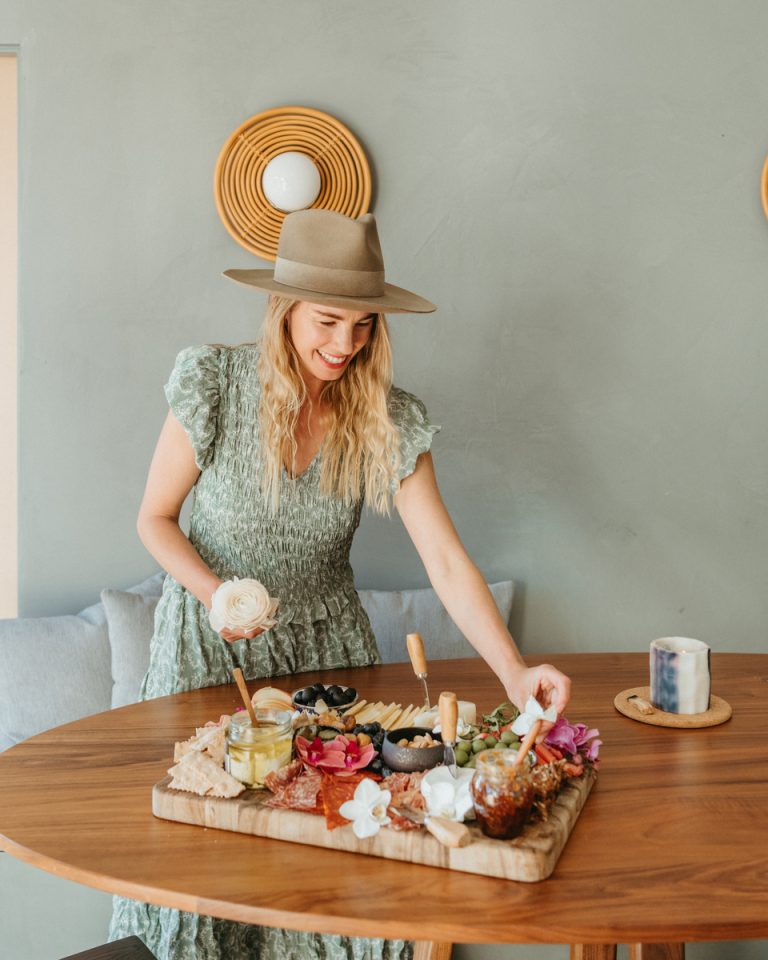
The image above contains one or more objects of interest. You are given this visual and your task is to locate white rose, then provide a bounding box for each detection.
[208,578,279,634]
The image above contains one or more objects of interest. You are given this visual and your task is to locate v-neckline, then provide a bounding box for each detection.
[283,444,322,482]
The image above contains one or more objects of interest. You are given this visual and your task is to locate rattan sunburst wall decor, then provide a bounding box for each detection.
[214,106,372,262]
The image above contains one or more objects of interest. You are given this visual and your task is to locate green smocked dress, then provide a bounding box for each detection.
[109,343,439,960]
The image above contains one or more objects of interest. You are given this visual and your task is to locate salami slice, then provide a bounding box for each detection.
[264,766,323,812]
[264,759,303,793]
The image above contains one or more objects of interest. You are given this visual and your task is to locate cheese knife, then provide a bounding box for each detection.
[439,690,459,779]
[406,632,431,708]
[397,806,471,848]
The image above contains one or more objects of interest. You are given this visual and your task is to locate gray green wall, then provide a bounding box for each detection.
[6,0,768,658]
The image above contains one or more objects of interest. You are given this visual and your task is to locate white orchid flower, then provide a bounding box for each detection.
[511,696,558,736]
[421,766,475,822]
[339,778,391,839]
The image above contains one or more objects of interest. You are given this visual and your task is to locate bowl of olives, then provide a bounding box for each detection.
[292,682,358,713]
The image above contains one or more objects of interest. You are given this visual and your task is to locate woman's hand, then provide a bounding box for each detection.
[218,626,266,644]
[503,663,572,733]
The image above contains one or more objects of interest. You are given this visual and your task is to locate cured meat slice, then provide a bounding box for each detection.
[382,770,426,812]
[386,810,422,832]
[263,766,323,813]
[320,772,371,830]
[264,758,303,793]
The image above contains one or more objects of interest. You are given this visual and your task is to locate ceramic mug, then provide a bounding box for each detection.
[650,637,711,714]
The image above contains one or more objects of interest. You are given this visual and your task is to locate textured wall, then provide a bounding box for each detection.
[4,1,768,667]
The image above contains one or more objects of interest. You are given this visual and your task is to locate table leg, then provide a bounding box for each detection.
[412,942,452,960]
[627,946,685,960]
[570,947,617,960]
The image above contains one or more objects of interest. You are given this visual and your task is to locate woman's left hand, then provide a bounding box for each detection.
[504,663,571,734]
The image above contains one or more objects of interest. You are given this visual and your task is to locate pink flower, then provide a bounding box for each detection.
[545,718,602,762]
[295,735,377,776]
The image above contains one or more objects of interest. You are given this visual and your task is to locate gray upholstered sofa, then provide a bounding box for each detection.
[0,574,513,960]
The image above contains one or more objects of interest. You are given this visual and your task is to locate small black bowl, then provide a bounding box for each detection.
[381,726,444,773]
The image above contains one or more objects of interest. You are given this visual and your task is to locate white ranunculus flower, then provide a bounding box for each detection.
[208,578,279,634]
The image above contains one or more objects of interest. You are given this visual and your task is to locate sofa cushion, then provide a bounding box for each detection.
[0,600,111,751]
[358,580,515,664]
[102,571,165,708]
[98,577,514,706]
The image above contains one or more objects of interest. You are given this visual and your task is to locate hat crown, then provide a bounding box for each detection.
[277,210,384,274]
[273,210,386,299]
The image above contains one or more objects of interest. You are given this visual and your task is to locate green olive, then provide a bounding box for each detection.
[501,730,516,745]
[484,735,497,748]
[472,739,486,753]
[455,749,470,766]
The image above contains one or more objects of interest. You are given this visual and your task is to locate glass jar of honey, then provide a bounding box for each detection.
[470,749,534,839]
[225,709,293,788]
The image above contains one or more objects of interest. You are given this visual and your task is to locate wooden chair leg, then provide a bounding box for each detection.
[413,942,453,960]
[628,945,685,960]
[570,947,617,960]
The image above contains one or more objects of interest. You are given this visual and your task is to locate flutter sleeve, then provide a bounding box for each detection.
[164,345,222,471]
[388,386,441,489]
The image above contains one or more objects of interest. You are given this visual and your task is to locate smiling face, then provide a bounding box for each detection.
[286,300,375,393]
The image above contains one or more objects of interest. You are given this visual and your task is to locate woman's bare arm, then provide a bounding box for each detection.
[137,411,221,607]
[137,411,263,642]
[394,452,571,717]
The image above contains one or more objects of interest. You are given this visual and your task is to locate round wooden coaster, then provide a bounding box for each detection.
[214,106,372,262]
[614,686,732,728]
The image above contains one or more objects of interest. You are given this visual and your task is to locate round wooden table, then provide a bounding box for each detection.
[1,653,766,957]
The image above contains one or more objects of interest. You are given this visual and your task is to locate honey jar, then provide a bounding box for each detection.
[225,709,293,788]
[470,749,534,839]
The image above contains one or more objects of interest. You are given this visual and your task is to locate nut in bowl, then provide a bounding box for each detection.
[292,682,358,714]
[381,726,444,773]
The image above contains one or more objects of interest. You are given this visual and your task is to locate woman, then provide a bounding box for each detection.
[110,209,571,959]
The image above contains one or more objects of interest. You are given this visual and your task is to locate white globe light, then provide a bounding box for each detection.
[261,152,321,212]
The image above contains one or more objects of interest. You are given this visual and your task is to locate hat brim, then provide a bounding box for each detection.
[222,269,436,314]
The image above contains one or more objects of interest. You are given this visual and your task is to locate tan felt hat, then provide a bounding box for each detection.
[224,209,436,314]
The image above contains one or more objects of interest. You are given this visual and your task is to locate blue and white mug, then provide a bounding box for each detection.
[650,637,711,715]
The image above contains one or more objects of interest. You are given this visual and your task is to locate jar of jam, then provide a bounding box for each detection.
[470,749,534,839]
[225,709,293,788]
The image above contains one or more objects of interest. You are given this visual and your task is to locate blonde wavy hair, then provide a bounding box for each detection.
[257,296,401,513]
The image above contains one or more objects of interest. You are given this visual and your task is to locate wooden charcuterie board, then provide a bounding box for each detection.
[152,767,596,882]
